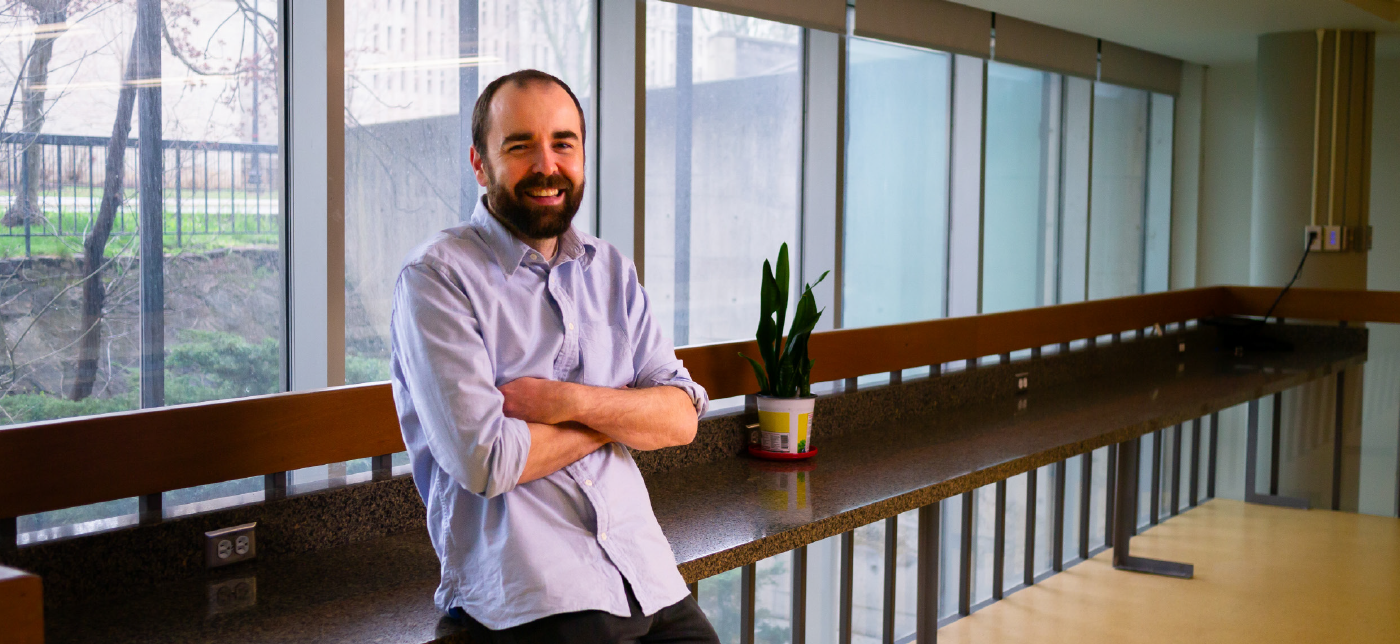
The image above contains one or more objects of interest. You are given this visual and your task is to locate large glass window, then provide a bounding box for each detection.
[7,0,283,539]
[1087,82,1150,300]
[981,62,1061,313]
[343,0,596,384]
[843,38,950,328]
[644,1,802,347]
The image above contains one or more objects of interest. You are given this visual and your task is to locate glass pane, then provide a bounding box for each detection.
[1143,93,1174,293]
[851,520,884,643]
[894,509,918,639]
[843,38,950,328]
[1061,455,1082,562]
[806,534,843,644]
[1058,76,1093,305]
[938,495,961,620]
[344,0,597,382]
[756,552,792,644]
[1034,464,1055,576]
[971,484,994,603]
[645,1,802,346]
[981,63,1059,313]
[699,567,742,644]
[1002,472,1027,589]
[1360,323,1400,516]
[1088,447,1108,549]
[8,0,283,535]
[1087,82,1149,300]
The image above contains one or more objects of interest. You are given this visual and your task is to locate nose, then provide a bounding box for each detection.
[529,144,560,177]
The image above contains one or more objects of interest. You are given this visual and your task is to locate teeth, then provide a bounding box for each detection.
[527,188,560,197]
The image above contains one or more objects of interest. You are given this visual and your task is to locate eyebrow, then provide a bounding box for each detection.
[500,130,580,146]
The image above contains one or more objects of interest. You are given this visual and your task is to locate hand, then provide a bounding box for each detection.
[499,377,577,425]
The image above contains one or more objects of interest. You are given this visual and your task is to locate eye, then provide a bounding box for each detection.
[554,142,574,151]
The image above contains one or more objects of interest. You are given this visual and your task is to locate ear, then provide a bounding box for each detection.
[469,145,489,188]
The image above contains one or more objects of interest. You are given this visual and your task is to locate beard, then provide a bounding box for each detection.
[483,162,585,240]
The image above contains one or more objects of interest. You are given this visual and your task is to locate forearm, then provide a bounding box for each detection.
[517,422,613,485]
[569,385,697,451]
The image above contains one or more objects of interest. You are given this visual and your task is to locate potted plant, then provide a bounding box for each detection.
[740,243,828,458]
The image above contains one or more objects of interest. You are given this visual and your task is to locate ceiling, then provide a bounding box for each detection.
[953,0,1400,65]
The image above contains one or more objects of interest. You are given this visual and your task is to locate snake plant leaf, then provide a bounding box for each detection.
[739,352,770,395]
[775,243,790,350]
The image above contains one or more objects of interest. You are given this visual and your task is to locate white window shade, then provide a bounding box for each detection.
[1100,40,1184,96]
[993,15,1097,80]
[853,0,992,58]
[675,0,846,32]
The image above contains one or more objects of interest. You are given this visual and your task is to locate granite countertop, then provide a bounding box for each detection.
[43,345,1364,643]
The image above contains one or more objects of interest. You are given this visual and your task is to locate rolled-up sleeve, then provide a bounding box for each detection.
[620,261,710,418]
[390,261,531,498]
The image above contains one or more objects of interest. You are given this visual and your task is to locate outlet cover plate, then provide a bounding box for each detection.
[205,523,257,568]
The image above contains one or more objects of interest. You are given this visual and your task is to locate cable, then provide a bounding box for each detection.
[1261,232,1316,323]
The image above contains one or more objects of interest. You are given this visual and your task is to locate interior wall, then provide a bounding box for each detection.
[1170,63,1205,289]
[1194,63,1257,285]
[1359,35,1400,517]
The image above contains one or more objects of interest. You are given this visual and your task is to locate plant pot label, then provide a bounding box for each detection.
[756,396,815,454]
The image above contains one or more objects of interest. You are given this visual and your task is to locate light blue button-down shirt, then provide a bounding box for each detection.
[389,200,709,630]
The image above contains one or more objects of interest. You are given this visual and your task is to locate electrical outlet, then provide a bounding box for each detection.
[1015,372,1030,393]
[205,523,257,568]
[1304,225,1322,251]
[206,577,256,616]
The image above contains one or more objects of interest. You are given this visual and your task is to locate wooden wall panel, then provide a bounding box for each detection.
[0,566,43,644]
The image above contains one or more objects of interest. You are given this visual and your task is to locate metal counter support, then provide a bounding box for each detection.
[1246,398,1309,509]
[1112,436,1194,579]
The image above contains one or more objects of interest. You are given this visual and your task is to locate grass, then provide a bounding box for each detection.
[0,198,280,258]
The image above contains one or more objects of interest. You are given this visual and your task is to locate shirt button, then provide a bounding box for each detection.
[598,533,607,541]
[584,479,593,486]
[568,323,575,330]
[531,253,541,261]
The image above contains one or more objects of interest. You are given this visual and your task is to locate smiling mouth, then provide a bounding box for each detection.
[525,188,562,198]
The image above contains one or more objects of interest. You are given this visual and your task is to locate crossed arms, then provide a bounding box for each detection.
[500,379,698,484]
[392,260,703,498]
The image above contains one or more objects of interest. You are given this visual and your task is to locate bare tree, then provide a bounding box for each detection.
[2,0,72,228]
[70,30,135,400]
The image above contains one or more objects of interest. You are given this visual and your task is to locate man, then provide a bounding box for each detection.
[389,69,720,643]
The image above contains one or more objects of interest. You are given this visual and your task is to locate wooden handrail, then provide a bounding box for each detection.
[1,285,1397,521]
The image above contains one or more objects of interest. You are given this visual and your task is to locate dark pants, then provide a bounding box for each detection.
[448,582,720,644]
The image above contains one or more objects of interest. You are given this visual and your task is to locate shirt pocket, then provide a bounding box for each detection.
[579,321,635,388]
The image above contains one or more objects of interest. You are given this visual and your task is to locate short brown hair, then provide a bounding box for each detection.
[471,70,586,157]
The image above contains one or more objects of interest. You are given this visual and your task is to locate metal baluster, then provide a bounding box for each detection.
[1270,393,1283,495]
[1078,453,1091,560]
[57,144,62,235]
[958,491,973,616]
[1024,468,1037,587]
[371,454,394,481]
[883,516,897,644]
[1207,412,1219,499]
[1051,460,1066,572]
[1189,418,1202,507]
[1333,369,1346,511]
[839,530,854,644]
[2,516,16,553]
[88,145,94,223]
[740,563,756,644]
[1171,424,1183,516]
[1150,430,1162,525]
[792,545,807,644]
[203,148,209,233]
[991,481,1006,600]
[1104,443,1117,547]
[915,503,940,644]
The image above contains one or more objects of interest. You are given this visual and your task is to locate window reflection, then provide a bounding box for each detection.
[644,1,802,347]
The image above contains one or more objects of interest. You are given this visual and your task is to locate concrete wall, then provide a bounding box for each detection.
[1194,63,1257,286]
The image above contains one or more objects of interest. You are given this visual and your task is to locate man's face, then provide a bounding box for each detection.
[470,81,586,240]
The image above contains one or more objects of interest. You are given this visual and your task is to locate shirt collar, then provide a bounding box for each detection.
[470,197,595,276]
